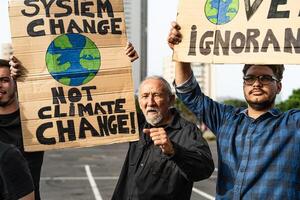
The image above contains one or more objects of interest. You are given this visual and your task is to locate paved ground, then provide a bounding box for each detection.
[40,141,218,200]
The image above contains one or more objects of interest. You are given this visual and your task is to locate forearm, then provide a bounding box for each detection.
[175,62,192,85]
[175,79,229,134]
[175,79,205,119]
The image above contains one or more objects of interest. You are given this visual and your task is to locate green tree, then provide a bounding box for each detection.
[174,98,198,124]
[222,98,247,108]
[276,89,300,111]
[134,95,142,113]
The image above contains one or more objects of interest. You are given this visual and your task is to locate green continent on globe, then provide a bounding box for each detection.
[82,73,97,85]
[46,34,73,73]
[80,39,101,71]
[54,35,73,49]
[46,33,101,86]
[205,0,218,24]
[58,77,71,86]
[227,0,239,20]
[46,53,71,73]
[205,0,239,25]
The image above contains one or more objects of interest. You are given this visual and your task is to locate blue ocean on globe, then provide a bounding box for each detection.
[205,0,239,25]
[46,33,101,86]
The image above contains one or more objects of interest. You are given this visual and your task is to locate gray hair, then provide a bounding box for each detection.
[139,75,173,97]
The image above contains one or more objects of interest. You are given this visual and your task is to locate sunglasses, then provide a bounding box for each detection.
[243,75,279,85]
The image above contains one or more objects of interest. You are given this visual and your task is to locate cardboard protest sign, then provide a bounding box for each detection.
[9,0,139,151]
[174,0,300,64]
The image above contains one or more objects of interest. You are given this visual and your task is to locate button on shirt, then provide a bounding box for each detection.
[175,75,300,200]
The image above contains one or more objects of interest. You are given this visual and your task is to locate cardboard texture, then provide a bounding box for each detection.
[9,0,139,151]
[174,0,300,64]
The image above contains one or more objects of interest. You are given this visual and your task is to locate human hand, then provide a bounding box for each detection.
[144,128,175,156]
[125,42,139,62]
[9,56,26,80]
[167,21,182,50]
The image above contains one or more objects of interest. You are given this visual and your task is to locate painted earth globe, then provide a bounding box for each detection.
[46,33,101,86]
[205,0,239,25]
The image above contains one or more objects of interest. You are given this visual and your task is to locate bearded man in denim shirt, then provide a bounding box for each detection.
[168,21,300,200]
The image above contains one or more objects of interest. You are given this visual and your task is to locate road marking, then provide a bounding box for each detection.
[41,176,218,180]
[41,175,216,200]
[41,176,119,180]
[85,165,103,200]
[192,187,215,200]
[41,175,217,180]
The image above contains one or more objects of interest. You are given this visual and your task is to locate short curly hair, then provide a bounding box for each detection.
[243,64,285,81]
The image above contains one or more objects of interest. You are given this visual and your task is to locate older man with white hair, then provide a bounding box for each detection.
[112,75,214,200]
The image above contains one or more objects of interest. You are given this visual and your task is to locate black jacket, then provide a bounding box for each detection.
[112,109,214,200]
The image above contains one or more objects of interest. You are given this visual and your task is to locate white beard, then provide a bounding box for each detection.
[145,113,163,126]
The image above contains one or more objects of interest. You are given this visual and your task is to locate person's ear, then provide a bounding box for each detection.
[276,82,282,94]
[169,94,175,106]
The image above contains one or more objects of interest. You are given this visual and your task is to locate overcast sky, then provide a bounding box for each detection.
[1,0,300,101]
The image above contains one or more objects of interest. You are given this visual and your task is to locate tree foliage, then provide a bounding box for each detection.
[135,95,142,113]
[222,98,247,108]
[174,98,198,124]
[276,89,300,111]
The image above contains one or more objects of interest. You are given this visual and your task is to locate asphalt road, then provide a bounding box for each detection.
[40,141,218,200]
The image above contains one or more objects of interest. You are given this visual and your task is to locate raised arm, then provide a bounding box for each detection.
[167,21,192,85]
[167,22,233,134]
[175,62,192,85]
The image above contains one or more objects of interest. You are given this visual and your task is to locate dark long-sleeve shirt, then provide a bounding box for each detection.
[112,109,214,200]
[0,142,34,200]
[0,110,44,200]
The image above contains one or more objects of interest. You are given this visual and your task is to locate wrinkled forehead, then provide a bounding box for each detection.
[139,79,167,94]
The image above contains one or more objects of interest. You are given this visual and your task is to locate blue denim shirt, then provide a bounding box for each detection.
[175,75,300,200]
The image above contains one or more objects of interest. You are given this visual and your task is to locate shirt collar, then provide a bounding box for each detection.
[164,108,181,130]
[237,107,281,117]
